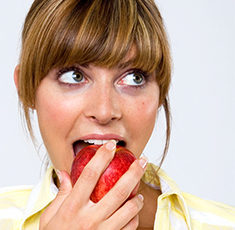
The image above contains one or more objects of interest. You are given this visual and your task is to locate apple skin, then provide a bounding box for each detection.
[70,145,138,203]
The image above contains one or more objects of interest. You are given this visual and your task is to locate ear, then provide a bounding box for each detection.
[14,65,20,92]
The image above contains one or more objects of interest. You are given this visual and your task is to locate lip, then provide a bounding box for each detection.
[79,133,125,141]
[72,133,127,157]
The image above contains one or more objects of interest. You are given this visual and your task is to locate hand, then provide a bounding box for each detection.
[39,141,147,230]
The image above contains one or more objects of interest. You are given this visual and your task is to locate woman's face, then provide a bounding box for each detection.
[35,59,160,172]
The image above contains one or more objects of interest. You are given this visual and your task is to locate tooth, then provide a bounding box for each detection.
[93,140,103,145]
[83,140,91,143]
[83,139,119,145]
[84,139,95,144]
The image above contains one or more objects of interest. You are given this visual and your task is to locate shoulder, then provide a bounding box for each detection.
[0,185,33,201]
[182,191,235,228]
[144,163,235,229]
[0,185,33,219]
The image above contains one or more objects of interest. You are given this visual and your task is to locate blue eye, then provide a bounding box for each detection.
[118,71,146,86]
[58,67,85,84]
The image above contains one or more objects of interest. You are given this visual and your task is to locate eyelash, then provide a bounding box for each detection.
[57,66,85,88]
[57,66,79,75]
[124,69,150,89]
[56,66,150,89]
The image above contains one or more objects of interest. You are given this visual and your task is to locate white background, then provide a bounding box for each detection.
[0,0,234,206]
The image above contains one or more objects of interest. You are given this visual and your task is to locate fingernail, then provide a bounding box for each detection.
[138,156,148,169]
[138,194,144,202]
[55,169,62,183]
[105,140,116,151]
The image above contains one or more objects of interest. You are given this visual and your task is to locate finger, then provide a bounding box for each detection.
[68,140,116,205]
[40,170,72,227]
[97,157,147,217]
[121,215,139,230]
[105,194,143,229]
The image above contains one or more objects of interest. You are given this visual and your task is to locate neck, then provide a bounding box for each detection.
[138,180,161,229]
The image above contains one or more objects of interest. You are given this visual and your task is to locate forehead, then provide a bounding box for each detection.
[114,46,138,69]
[75,45,137,69]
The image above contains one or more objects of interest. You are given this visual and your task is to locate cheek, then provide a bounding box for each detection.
[125,97,158,156]
[35,86,79,139]
[127,97,159,135]
[37,96,68,129]
[134,98,158,122]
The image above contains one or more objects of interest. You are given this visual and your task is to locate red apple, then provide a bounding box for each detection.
[70,145,138,203]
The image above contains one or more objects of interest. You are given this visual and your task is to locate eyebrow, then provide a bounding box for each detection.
[80,63,89,68]
[117,60,134,69]
[80,59,135,70]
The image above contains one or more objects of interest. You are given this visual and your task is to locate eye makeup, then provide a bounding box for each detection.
[56,65,153,91]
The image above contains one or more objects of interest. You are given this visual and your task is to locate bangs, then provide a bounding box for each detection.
[29,0,164,80]
[19,0,171,152]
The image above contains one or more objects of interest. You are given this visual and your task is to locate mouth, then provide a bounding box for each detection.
[73,139,126,157]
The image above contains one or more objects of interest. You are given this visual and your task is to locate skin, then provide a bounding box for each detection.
[14,58,161,229]
[34,63,160,172]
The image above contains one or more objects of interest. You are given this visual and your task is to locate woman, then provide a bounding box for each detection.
[0,0,235,229]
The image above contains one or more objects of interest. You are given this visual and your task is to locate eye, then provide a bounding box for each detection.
[118,71,146,86]
[58,67,85,84]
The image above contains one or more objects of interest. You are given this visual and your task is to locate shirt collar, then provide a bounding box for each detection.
[142,163,192,229]
[21,162,192,229]
[21,164,57,227]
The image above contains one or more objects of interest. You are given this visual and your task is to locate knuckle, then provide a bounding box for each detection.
[126,200,139,214]
[87,221,97,230]
[115,186,128,200]
[58,188,69,197]
[131,161,144,177]
[79,219,97,230]
[130,215,139,229]
[82,167,99,182]
[62,202,78,219]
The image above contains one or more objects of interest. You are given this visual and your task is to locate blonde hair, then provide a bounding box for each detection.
[18,0,171,167]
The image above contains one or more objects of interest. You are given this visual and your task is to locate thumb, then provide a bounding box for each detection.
[56,170,73,197]
[40,170,72,226]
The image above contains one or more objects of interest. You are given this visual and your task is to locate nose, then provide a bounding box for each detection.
[84,85,122,125]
